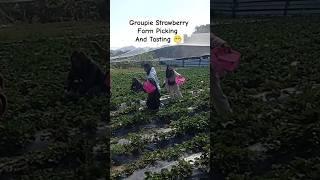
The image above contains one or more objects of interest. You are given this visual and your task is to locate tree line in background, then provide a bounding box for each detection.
[194,24,210,33]
[0,0,107,24]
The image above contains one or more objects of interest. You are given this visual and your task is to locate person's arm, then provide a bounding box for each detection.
[162,79,166,88]
[174,70,181,76]
[139,75,146,81]
[211,33,229,48]
[91,41,108,58]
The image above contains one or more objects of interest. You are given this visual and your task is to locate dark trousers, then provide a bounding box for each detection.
[147,89,161,110]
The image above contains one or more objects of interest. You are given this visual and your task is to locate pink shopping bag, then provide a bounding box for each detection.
[212,47,241,75]
[176,75,186,86]
[143,80,156,94]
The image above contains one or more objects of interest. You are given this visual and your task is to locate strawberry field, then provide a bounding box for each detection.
[1,16,319,180]
[0,22,109,179]
[211,17,320,179]
[110,67,210,179]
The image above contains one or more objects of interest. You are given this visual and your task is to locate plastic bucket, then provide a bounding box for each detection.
[176,75,186,86]
[212,47,241,75]
[143,80,156,94]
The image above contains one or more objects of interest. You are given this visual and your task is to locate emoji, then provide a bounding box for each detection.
[174,35,182,44]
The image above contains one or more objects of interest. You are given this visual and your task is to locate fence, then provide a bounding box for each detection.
[0,0,104,24]
[159,56,210,68]
[212,0,320,18]
[110,55,210,69]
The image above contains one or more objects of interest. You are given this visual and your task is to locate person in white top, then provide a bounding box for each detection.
[143,64,161,91]
[140,63,161,111]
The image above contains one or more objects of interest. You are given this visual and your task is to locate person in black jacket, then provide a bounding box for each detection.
[145,78,161,111]
[131,64,161,111]
[64,51,108,97]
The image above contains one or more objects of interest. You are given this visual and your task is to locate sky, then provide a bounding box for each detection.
[110,0,210,49]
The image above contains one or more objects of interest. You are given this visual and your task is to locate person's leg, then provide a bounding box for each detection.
[168,86,175,99]
[0,93,6,116]
[147,91,160,110]
[155,90,161,109]
[171,85,181,99]
[176,85,183,98]
[212,74,233,115]
[146,94,152,110]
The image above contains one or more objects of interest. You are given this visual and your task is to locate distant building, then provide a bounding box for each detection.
[111,33,210,61]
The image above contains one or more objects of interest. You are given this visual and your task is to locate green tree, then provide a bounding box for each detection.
[194,24,210,33]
